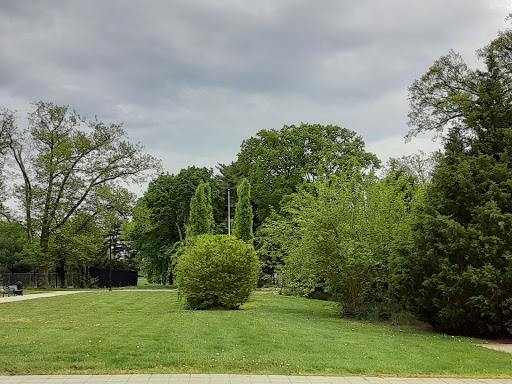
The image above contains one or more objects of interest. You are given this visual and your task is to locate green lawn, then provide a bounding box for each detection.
[22,288,95,295]
[0,292,511,376]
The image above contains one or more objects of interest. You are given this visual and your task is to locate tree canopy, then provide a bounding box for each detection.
[1,101,160,288]
[144,167,214,244]
[0,221,26,271]
[237,123,380,223]
[127,167,224,284]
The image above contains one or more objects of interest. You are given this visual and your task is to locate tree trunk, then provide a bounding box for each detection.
[37,226,51,289]
[37,265,50,289]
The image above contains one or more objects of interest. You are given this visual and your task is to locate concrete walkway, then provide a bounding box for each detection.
[0,376,510,384]
[0,290,91,303]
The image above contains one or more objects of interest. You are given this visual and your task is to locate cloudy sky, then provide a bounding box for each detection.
[1,1,511,193]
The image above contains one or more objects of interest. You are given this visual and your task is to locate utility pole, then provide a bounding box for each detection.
[228,189,231,236]
[109,234,112,291]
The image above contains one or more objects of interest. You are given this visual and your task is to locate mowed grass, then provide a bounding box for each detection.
[0,292,511,376]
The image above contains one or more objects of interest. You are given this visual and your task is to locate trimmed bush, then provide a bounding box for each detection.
[175,234,260,309]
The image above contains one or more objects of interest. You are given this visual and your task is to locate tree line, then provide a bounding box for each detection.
[1,21,512,337]
[127,23,512,337]
[0,102,160,288]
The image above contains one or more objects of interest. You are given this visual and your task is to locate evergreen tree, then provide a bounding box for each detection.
[402,28,512,337]
[187,181,214,237]
[232,178,254,242]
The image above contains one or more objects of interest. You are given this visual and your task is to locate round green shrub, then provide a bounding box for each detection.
[175,234,260,309]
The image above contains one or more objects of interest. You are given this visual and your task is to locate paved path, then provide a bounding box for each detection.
[0,291,91,303]
[0,376,511,384]
[479,341,512,354]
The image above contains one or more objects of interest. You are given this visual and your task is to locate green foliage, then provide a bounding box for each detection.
[0,221,26,270]
[144,167,214,242]
[402,26,512,337]
[187,181,214,237]
[232,178,253,242]
[131,167,214,283]
[237,123,380,224]
[383,151,439,186]
[0,101,159,288]
[78,266,99,289]
[124,199,168,283]
[175,235,260,309]
[49,214,105,266]
[343,303,391,322]
[257,176,414,310]
[389,310,422,326]
[255,189,316,280]
[282,178,412,309]
[213,162,243,234]
[255,209,295,277]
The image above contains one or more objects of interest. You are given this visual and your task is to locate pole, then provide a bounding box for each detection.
[228,189,231,236]
[109,234,112,291]
[106,203,114,291]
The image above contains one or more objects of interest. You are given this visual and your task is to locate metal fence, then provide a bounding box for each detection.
[0,272,78,288]
[1,269,137,288]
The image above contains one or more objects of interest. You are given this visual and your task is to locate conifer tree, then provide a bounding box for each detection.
[232,178,254,242]
[187,182,214,237]
[402,27,512,337]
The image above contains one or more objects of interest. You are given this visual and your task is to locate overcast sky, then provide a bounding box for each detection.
[1,1,511,194]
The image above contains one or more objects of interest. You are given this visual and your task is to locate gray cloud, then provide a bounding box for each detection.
[0,0,510,192]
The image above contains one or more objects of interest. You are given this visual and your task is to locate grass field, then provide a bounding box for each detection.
[0,291,511,377]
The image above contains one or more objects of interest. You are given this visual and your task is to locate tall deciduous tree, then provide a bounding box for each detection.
[402,24,512,336]
[232,178,253,242]
[187,181,214,237]
[237,123,380,224]
[1,101,160,288]
[383,151,439,186]
[129,167,214,283]
[144,167,214,244]
[124,199,167,283]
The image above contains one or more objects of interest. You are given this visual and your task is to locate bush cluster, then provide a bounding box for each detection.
[175,234,260,309]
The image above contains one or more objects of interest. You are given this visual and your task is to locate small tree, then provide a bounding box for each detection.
[232,178,254,242]
[187,181,214,237]
[280,177,411,308]
[175,234,260,309]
